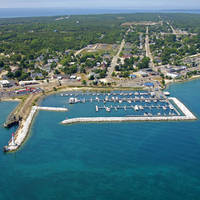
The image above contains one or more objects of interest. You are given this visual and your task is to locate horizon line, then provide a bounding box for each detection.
[0,7,200,10]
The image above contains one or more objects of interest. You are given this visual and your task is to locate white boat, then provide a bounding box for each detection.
[163,106,167,110]
[144,112,148,116]
[134,105,139,111]
[139,105,144,110]
[105,107,111,112]
[69,97,75,104]
[164,91,170,96]
[69,97,79,104]
[169,105,174,110]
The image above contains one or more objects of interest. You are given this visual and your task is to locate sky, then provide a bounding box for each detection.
[0,0,199,10]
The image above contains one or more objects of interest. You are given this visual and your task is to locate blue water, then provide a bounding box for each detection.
[0,8,200,18]
[1,80,200,199]
[41,91,178,117]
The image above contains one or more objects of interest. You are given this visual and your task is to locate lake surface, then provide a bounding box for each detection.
[0,79,200,199]
[0,8,199,18]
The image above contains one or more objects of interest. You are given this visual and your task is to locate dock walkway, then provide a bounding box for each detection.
[61,97,196,125]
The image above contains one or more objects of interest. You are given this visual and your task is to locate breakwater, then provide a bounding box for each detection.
[3,106,68,152]
[61,97,196,125]
[37,106,68,112]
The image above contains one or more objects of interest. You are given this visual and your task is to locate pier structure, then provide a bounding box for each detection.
[4,106,38,152]
[67,97,166,104]
[37,106,68,112]
[3,106,68,152]
[169,97,195,118]
[61,97,196,125]
[64,90,169,105]
[95,104,174,111]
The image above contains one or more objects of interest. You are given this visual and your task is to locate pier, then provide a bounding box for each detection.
[61,97,196,125]
[169,97,196,119]
[61,115,195,125]
[37,106,68,112]
[3,106,68,152]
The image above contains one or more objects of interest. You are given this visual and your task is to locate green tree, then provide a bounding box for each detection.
[82,80,87,85]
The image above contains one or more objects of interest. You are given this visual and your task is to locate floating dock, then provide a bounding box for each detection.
[61,97,196,125]
[3,106,68,152]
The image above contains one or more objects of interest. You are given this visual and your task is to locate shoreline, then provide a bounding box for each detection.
[163,75,200,90]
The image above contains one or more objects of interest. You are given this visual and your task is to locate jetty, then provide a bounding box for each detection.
[61,97,196,125]
[3,106,68,152]
[37,107,68,112]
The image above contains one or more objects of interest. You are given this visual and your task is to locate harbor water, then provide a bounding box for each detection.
[0,80,200,199]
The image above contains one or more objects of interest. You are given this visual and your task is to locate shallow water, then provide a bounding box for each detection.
[0,80,200,199]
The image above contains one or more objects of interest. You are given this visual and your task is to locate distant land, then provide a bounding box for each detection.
[0,8,200,18]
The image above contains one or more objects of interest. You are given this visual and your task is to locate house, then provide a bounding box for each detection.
[48,59,59,64]
[122,53,133,59]
[123,48,132,53]
[65,50,71,55]
[31,73,43,80]
[36,55,44,62]
[154,57,162,65]
[70,75,77,79]
[139,71,148,77]
[103,54,111,60]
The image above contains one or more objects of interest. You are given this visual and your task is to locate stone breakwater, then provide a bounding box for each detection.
[4,106,68,152]
[61,97,197,125]
[37,107,68,112]
[168,97,195,119]
[4,106,38,152]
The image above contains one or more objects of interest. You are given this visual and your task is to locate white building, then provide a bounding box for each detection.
[0,80,10,88]
[70,75,77,79]
[166,72,180,79]
[19,80,39,86]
